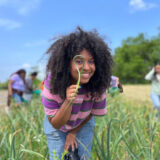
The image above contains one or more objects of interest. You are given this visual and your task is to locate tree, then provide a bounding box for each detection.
[113,32,160,84]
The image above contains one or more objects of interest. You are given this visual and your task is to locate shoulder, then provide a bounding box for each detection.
[43,74,51,89]
[42,77,63,104]
[10,74,19,81]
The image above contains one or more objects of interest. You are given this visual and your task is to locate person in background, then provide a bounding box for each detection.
[145,64,160,118]
[23,72,38,103]
[6,69,26,113]
[109,76,123,96]
[110,76,119,87]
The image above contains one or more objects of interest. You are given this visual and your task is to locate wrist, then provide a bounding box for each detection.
[64,99,73,107]
[69,130,77,135]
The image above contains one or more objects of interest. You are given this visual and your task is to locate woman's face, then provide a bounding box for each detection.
[20,72,26,79]
[70,49,96,84]
[155,65,160,74]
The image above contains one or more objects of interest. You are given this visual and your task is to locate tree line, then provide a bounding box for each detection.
[113,29,160,84]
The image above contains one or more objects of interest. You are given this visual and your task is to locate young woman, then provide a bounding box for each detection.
[42,27,113,159]
[6,69,26,113]
[145,64,160,118]
[23,72,38,102]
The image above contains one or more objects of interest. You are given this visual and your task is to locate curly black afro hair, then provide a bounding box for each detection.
[46,27,113,99]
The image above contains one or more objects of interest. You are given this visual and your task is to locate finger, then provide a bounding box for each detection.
[64,144,69,151]
[69,88,78,94]
[74,141,78,149]
[68,85,77,89]
[67,91,77,99]
[68,92,77,98]
[72,143,75,151]
[71,95,77,101]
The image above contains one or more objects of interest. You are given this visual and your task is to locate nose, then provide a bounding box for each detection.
[83,61,90,71]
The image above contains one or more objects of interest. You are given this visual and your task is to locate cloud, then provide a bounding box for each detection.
[37,63,46,80]
[0,18,21,30]
[24,40,48,47]
[0,0,9,6]
[0,0,41,16]
[129,0,158,12]
[22,63,46,80]
[22,63,31,69]
[17,0,41,16]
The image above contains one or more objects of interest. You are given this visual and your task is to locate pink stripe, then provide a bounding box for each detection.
[69,111,91,121]
[64,124,80,130]
[64,125,72,130]
[91,108,107,115]
[44,108,58,115]
[74,95,85,103]
[43,86,63,103]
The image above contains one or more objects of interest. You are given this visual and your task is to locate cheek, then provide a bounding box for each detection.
[70,66,78,78]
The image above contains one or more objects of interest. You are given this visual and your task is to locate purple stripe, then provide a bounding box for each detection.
[61,126,66,131]
[71,102,94,114]
[67,119,83,126]
[42,96,59,109]
[71,105,81,114]
[93,100,106,109]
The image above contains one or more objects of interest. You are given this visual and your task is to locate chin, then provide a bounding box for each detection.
[80,79,90,84]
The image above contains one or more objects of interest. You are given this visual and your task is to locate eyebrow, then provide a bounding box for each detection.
[88,57,94,60]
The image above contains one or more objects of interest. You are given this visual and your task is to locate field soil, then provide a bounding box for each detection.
[122,85,151,103]
[0,90,8,113]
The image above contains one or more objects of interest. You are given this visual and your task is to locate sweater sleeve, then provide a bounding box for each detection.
[145,69,155,80]
[91,91,107,116]
[42,77,63,117]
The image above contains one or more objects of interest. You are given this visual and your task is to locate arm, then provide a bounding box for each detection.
[69,114,92,134]
[48,85,77,129]
[27,86,33,91]
[145,68,155,80]
[64,114,92,151]
[8,79,14,96]
[7,79,14,107]
[25,79,33,91]
[48,99,73,129]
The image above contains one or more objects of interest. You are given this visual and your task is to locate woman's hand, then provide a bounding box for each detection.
[66,85,78,102]
[64,131,78,151]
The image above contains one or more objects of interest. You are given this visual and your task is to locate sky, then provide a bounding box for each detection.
[0,0,160,82]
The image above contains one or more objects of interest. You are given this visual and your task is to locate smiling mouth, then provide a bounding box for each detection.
[81,73,90,79]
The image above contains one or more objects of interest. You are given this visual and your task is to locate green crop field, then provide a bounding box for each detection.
[0,85,160,160]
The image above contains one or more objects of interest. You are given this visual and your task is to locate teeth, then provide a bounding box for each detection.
[82,74,89,76]
[82,73,90,79]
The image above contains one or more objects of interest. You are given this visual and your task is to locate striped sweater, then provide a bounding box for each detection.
[42,76,107,132]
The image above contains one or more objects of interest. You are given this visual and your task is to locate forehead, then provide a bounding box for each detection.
[79,49,93,59]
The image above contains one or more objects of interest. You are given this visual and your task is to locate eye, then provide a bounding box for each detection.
[88,60,95,64]
[75,59,83,65]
